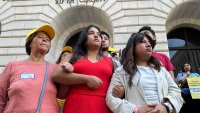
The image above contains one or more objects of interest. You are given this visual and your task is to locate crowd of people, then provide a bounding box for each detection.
[0,23,200,113]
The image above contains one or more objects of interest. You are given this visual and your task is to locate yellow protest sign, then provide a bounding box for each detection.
[187,77,200,99]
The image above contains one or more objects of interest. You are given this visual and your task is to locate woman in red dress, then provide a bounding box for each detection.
[52,25,113,113]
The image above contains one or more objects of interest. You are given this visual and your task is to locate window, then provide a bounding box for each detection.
[167,27,200,75]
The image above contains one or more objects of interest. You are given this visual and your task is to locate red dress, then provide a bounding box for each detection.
[63,57,113,113]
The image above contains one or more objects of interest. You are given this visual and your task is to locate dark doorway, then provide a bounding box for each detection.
[65,31,81,48]
[167,27,200,76]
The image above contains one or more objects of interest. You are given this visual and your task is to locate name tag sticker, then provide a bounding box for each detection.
[20,73,35,79]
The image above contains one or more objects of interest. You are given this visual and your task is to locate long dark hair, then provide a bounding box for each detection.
[123,33,161,87]
[70,25,103,64]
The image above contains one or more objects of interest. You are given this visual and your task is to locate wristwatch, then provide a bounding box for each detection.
[163,102,173,113]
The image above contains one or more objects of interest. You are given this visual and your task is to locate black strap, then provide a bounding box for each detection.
[36,62,49,113]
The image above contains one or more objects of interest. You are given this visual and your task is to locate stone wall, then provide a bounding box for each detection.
[0,0,190,72]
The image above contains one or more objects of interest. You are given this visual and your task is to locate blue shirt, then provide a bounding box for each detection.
[177,72,200,94]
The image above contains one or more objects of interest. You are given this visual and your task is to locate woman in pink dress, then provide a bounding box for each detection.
[52,25,113,113]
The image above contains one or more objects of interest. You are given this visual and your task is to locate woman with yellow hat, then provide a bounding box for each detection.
[56,46,73,64]
[0,25,59,113]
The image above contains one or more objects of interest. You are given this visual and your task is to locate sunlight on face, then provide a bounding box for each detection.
[86,27,102,48]
[30,31,51,54]
[135,37,152,61]
[101,34,109,48]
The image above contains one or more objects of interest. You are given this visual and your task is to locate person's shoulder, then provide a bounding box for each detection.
[152,52,162,58]
[115,65,126,74]
[73,57,87,64]
[160,66,166,70]
[103,56,114,60]
[154,52,171,60]
[152,51,159,55]
[159,66,168,72]
[3,61,27,71]
[153,52,166,56]
[102,56,110,59]
[115,60,121,67]
[116,65,123,70]
[8,61,26,65]
[176,71,184,77]
[101,56,113,63]
[157,52,169,58]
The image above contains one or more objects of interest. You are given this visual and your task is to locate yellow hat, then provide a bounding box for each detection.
[25,24,55,40]
[62,46,73,53]
[108,47,117,52]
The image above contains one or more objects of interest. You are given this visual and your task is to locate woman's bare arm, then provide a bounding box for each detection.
[52,64,102,89]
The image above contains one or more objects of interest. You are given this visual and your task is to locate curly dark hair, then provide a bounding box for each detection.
[138,25,156,37]
[138,26,156,49]
[101,31,110,39]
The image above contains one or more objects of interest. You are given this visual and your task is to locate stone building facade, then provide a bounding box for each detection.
[0,0,199,73]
